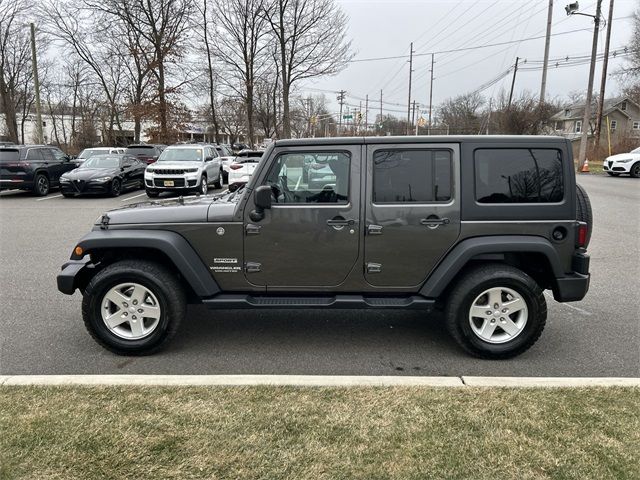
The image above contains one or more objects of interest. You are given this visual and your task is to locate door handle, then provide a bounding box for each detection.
[420,216,450,229]
[326,218,355,227]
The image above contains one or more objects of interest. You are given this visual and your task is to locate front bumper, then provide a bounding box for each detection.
[57,259,94,295]
[145,176,199,190]
[603,161,631,173]
[61,180,111,195]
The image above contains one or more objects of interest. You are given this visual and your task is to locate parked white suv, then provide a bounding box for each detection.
[144,145,222,197]
[603,147,640,178]
[228,150,264,191]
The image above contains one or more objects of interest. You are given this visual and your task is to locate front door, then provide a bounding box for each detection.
[244,146,361,288]
[364,143,461,288]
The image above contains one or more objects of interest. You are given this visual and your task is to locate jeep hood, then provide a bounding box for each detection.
[96,193,239,225]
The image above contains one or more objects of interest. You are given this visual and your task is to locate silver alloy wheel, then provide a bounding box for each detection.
[101,283,161,340]
[201,177,208,194]
[468,286,528,344]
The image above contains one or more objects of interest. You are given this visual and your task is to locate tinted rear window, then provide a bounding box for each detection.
[474,149,564,203]
[126,146,156,154]
[0,149,20,162]
[373,149,452,203]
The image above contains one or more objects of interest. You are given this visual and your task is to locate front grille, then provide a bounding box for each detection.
[608,161,613,168]
[612,167,625,172]
[154,178,185,187]
[72,180,86,192]
[153,169,194,175]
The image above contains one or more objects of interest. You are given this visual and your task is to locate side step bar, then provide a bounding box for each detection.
[202,294,435,310]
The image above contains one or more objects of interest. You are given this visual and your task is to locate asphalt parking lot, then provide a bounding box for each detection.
[0,175,638,376]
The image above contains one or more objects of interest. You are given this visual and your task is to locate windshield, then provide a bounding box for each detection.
[78,148,108,159]
[81,156,121,168]
[158,148,203,162]
[0,149,20,163]
[237,151,263,159]
[631,147,640,154]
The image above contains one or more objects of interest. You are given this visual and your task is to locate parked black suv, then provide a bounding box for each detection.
[58,136,592,359]
[0,145,74,196]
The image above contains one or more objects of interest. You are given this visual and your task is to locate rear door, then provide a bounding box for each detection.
[364,143,461,288]
[243,145,360,288]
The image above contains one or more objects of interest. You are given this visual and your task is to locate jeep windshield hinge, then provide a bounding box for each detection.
[245,224,262,235]
[366,262,382,274]
[100,214,110,230]
[245,262,262,273]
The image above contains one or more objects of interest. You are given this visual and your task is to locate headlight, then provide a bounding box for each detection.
[616,158,633,164]
[147,167,154,173]
[60,177,70,182]
[92,176,112,182]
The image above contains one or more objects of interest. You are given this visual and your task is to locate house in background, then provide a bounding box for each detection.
[550,96,640,145]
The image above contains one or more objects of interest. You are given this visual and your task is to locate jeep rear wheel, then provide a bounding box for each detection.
[575,184,593,247]
[82,260,186,355]
[445,264,546,359]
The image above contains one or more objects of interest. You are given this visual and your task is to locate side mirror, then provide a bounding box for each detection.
[205,156,214,162]
[250,185,272,222]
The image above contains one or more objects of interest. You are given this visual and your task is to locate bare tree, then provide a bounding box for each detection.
[0,0,32,143]
[263,0,353,138]
[83,0,195,143]
[41,0,126,144]
[212,0,271,147]
[438,92,485,135]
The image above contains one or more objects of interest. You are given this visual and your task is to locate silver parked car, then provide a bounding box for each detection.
[144,144,222,197]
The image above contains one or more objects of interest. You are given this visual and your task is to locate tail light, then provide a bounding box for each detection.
[576,222,588,248]
[229,164,243,170]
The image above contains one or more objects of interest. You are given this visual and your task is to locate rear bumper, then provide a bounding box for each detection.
[552,252,590,302]
[57,259,93,295]
[0,178,34,190]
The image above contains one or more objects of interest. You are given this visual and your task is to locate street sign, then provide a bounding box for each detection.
[343,114,353,120]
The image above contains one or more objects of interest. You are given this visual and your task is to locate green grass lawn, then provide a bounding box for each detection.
[1,386,638,480]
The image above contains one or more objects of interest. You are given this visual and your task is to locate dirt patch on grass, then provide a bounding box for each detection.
[1,386,638,479]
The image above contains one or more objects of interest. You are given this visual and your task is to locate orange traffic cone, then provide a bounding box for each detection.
[580,157,590,173]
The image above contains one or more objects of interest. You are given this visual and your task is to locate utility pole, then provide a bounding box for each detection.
[337,90,346,136]
[30,23,44,144]
[508,57,519,109]
[406,42,414,135]
[364,94,369,136]
[379,89,383,134]
[428,53,434,135]
[540,0,554,104]
[412,101,417,135]
[357,100,362,135]
[486,98,492,135]
[576,0,603,172]
[594,0,614,152]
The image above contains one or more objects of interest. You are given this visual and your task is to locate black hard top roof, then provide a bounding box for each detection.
[274,135,567,147]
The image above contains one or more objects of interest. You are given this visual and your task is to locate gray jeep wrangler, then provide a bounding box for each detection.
[57,136,592,359]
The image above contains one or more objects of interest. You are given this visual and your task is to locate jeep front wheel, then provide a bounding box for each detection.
[445,264,546,359]
[82,260,186,355]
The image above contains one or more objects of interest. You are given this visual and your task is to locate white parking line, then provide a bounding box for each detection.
[120,192,147,202]
[545,292,592,316]
[35,194,63,201]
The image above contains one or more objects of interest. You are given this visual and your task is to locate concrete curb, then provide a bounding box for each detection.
[0,375,638,387]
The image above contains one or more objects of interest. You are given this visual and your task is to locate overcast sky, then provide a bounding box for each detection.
[298,0,638,119]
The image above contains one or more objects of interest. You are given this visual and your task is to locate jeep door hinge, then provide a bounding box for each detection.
[245,224,261,235]
[366,262,382,274]
[245,262,262,273]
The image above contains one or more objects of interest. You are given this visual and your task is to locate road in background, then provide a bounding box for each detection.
[0,175,638,376]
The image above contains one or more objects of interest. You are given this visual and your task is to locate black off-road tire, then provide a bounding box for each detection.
[630,162,640,178]
[445,264,547,359]
[575,183,593,247]
[82,260,186,355]
[33,173,49,196]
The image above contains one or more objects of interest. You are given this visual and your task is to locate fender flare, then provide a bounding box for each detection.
[420,235,564,298]
[72,229,220,297]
